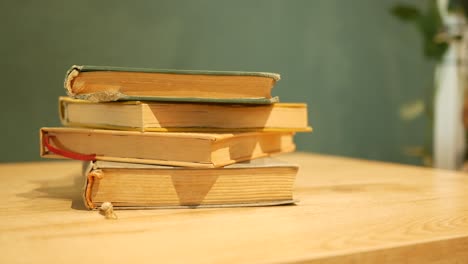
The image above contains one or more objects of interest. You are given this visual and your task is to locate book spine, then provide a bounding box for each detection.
[64,65,82,97]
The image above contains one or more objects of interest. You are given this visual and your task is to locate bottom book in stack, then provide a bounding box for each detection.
[82,157,298,209]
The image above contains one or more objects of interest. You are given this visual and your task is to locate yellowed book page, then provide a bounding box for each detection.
[84,159,297,208]
[40,128,295,168]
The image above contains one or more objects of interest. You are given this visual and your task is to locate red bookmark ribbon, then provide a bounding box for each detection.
[43,134,96,161]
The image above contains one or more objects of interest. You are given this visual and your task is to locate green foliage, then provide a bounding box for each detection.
[391,6,421,21]
[390,0,448,61]
[391,0,449,165]
[448,0,468,18]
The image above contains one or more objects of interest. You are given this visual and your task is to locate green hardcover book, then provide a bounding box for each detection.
[65,65,280,103]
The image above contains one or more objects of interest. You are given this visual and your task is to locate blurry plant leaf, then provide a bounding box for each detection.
[418,0,448,60]
[448,0,468,18]
[403,146,433,166]
[423,155,433,166]
[403,146,425,156]
[390,0,448,61]
[391,5,421,21]
[399,100,425,120]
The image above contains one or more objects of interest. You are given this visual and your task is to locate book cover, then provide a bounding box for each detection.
[65,65,281,103]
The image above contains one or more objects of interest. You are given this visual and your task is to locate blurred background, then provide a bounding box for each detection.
[1,0,467,168]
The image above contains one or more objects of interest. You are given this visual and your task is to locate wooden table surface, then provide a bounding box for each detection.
[1,152,468,263]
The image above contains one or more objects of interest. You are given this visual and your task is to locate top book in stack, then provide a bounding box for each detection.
[65,65,281,103]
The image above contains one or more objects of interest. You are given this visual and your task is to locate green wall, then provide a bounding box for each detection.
[0,0,433,164]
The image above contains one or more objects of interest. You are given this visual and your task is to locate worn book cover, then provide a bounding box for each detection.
[82,158,298,209]
[65,65,280,103]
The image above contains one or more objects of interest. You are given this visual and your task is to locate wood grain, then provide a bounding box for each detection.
[1,152,468,263]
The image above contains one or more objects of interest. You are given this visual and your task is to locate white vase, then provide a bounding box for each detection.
[433,40,466,169]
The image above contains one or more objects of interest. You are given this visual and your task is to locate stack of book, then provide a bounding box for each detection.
[40,65,311,209]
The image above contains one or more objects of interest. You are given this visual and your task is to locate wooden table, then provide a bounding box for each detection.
[1,152,468,263]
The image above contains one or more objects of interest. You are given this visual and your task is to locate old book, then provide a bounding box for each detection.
[40,127,295,168]
[65,65,280,103]
[59,97,312,132]
[82,158,298,209]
